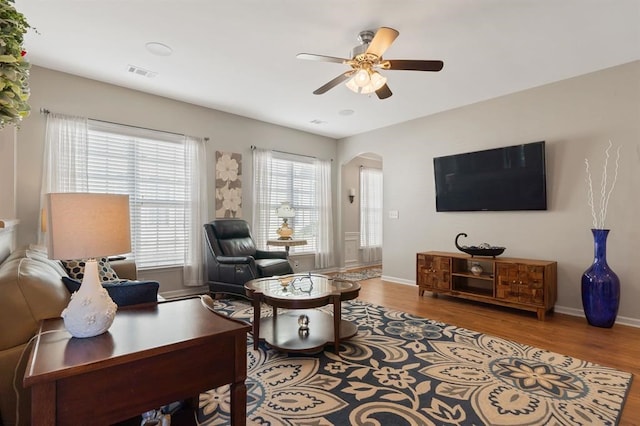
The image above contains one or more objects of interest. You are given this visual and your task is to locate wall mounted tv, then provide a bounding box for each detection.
[434,141,547,212]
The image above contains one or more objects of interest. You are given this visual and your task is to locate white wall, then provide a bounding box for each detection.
[13,66,337,292]
[338,61,640,324]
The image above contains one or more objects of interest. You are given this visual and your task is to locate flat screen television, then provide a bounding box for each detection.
[434,141,547,212]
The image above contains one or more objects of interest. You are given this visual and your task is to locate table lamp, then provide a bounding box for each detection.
[46,193,131,338]
[275,201,295,240]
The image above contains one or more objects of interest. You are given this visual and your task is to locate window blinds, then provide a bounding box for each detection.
[86,121,190,268]
[255,152,317,254]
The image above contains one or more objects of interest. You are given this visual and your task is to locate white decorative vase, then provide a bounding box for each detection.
[61,259,117,338]
[470,262,483,276]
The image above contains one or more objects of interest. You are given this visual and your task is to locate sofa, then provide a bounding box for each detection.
[0,245,141,426]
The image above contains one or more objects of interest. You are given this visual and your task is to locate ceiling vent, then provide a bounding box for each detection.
[126,65,157,78]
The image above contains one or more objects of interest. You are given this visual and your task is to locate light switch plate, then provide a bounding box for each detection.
[389,210,399,219]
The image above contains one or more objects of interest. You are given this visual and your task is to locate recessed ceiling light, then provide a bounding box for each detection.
[339,109,355,116]
[145,42,173,56]
[309,119,327,125]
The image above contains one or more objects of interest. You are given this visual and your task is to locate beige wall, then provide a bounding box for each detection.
[0,127,16,219]
[338,61,640,325]
[11,66,337,293]
[4,62,640,322]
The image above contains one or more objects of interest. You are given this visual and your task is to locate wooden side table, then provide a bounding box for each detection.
[245,274,360,354]
[23,297,250,426]
[266,238,307,255]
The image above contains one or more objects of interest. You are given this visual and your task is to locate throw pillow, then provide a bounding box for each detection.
[61,257,120,282]
[61,277,160,307]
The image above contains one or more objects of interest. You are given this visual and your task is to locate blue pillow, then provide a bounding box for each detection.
[62,277,159,307]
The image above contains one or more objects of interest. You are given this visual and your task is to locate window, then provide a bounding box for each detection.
[255,152,316,253]
[253,149,334,267]
[360,167,383,263]
[84,121,191,268]
[42,113,207,284]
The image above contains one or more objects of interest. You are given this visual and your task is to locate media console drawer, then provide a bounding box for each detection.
[416,251,557,320]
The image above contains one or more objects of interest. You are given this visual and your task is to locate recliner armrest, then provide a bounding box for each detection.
[255,250,288,260]
[216,255,255,265]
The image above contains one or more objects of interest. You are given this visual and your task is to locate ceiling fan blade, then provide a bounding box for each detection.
[383,59,444,72]
[313,71,355,95]
[375,84,393,100]
[296,53,349,64]
[366,27,399,58]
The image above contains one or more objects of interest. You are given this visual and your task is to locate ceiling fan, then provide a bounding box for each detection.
[296,27,444,100]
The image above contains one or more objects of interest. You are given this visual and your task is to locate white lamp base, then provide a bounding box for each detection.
[61,259,117,338]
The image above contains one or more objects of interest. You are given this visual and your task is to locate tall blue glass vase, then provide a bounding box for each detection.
[581,229,620,328]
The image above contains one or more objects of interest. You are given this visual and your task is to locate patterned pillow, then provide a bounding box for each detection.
[61,257,120,282]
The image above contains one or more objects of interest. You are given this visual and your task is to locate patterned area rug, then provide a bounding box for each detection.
[197,299,632,425]
[331,267,382,281]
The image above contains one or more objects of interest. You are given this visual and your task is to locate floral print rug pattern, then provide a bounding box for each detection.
[330,267,382,282]
[197,299,632,425]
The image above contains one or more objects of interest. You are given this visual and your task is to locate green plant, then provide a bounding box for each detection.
[0,0,30,129]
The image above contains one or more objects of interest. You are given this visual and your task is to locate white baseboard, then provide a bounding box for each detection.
[380,275,414,286]
[160,286,207,300]
[554,305,640,328]
[377,276,640,329]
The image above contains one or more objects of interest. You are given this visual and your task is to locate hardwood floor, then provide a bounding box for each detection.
[357,277,640,425]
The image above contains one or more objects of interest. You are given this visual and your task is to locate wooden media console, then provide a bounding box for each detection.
[416,251,557,320]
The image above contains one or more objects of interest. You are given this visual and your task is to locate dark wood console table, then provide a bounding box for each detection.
[23,297,250,425]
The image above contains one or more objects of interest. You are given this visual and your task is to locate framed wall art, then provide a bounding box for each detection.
[215,151,242,218]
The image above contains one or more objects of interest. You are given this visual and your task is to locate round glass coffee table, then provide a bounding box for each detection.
[245,273,360,354]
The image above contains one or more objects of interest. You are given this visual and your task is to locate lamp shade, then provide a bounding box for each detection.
[46,193,131,260]
[276,202,296,219]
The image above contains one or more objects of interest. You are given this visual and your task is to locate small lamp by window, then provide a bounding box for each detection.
[348,188,356,204]
[275,201,295,240]
[46,193,131,338]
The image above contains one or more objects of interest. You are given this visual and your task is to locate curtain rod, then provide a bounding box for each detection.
[40,108,210,142]
[250,145,333,161]
[251,145,315,159]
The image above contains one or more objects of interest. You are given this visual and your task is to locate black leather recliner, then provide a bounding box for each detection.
[204,219,293,297]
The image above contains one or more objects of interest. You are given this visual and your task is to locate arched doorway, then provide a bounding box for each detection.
[341,152,383,270]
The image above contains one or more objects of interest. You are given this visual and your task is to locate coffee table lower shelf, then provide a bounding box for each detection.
[256,310,357,353]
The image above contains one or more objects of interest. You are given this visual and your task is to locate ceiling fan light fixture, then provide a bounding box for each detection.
[345,70,386,95]
[298,26,443,100]
[354,69,371,87]
[345,77,360,93]
[370,71,387,90]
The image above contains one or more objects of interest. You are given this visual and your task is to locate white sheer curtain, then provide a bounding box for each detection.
[40,113,207,286]
[252,148,273,249]
[183,135,208,287]
[314,158,334,269]
[360,167,383,263]
[39,113,89,244]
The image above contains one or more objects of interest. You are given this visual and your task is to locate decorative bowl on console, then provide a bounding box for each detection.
[455,233,505,257]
